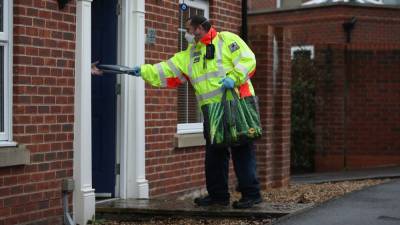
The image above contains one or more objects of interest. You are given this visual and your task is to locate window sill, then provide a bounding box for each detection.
[0,144,30,167]
[174,133,206,148]
[0,141,17,147]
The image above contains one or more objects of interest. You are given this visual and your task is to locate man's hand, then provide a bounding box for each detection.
[128,66,141,77]
[91,61,103,76]
[219,77,235,89]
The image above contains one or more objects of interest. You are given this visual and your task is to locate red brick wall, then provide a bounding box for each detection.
[1,1,76,224]
[209,0,242,34]
[314,44,400,171]
[248,0,276,11]
[144,0,242,197]
[249,4,400,172]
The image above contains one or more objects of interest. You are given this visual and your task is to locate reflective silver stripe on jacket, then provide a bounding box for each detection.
[155,63,166,87]
[233,51,255,66]
[167,59,186,83]
[191,69,228,85]
[216,35,224,73]
[196,87,224,103]
[188,45,196,77]
[232,51,255,82]
[235,63,250,77]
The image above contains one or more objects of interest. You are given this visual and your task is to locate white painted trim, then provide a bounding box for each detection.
[302,0,383,5]
[277,0,281,8]
[7,0,12,142]
[0,43,8,140]
[0,0,8,39]
[95,197,119,205]
[179,0,209,18]
[73,1,95,225]
[0,141,17,147]
[177,123,203,134]
[291,45,315,59]
[0,0,12,142]
[118,0,148,199]
[95,193,112,198]
[115,13,121,199]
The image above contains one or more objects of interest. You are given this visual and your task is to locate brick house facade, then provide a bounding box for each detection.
[1,0,291,224]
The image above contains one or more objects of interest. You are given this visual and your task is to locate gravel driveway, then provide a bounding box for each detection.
[92,179,388,225]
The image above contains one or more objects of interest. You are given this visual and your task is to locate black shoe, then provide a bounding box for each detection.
[232,197,263,209]
[194,196,230,206]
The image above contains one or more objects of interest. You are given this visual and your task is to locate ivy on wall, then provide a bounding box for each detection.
[290,47,333,174]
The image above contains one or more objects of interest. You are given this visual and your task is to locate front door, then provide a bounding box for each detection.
[91,0,118,198]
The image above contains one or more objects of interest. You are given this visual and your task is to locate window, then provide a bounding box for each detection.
[177,0,209,134]
[0,0,12,144]
[291,45,315,60]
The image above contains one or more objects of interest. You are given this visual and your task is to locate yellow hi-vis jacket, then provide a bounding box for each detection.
[140,27,256,106]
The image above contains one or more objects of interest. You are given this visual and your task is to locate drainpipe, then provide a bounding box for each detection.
[342,17,357,170]
[63,178,75,225]
[241,0,248,43]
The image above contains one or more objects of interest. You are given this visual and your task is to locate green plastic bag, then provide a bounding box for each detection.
[202,89,262,147]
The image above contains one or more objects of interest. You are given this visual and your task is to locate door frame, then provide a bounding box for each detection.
[116,0,148,199]
[73,0,148,223]
[74,1,96,224]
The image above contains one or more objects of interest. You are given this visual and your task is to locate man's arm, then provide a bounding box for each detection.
[140,51,188,88]
[223,32,256,86]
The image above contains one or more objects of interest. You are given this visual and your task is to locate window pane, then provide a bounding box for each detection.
[0,0,3,32]
[0,46,4,132]
[293,50,312,60]
[177,7,205,124]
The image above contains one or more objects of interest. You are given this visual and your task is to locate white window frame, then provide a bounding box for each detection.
[0,0,14,145]
[177,0,209,134]
[291,45,315,60]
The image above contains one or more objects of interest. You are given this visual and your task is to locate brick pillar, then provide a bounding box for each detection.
[248,25,291,189]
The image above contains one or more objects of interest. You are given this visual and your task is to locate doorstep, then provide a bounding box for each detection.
[96,198,312,221]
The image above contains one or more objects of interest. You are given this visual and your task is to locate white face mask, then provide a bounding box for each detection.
[185,32,195,44]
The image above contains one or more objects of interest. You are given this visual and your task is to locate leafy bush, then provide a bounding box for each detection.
[290,52,320,173]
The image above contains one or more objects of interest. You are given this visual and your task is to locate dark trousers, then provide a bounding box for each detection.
[205,141,261,201]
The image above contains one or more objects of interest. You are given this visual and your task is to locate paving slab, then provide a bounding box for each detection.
[291,166,400,184]
[96,198,312,221]
[274,179,400,225]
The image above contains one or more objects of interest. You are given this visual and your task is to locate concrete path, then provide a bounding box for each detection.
[291,166,400,184]
[274,179,400,225]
